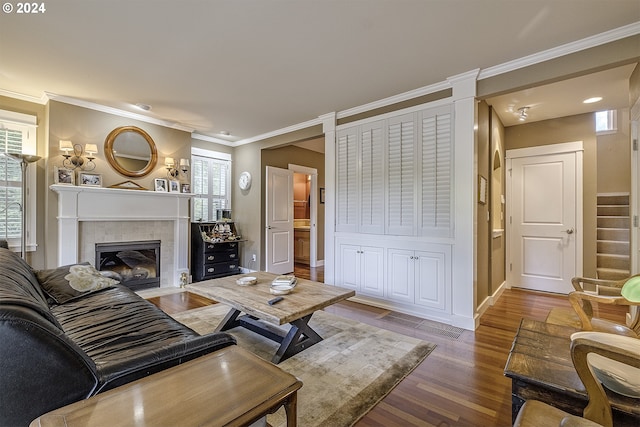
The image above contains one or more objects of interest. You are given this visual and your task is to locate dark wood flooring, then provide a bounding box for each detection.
[148,265,628,427]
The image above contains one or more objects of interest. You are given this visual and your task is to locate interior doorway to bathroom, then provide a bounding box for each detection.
[290,164,318,268]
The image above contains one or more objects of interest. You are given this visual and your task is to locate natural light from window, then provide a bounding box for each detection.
[595,110,617,134]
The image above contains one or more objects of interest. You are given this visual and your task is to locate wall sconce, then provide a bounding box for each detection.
[60,140,96,171]
[165,157,189,179]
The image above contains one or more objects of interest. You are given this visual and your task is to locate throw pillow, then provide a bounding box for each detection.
[36,263,119,305]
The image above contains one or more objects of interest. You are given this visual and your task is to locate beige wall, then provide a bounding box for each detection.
[232,125,323,271]
[46,101,192,268]
[476,101,490,307]
[597,108,631,194]
[490,107,506,294]
[505,113,598,277]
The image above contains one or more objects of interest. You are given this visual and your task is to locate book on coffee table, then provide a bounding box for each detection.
[271,275,297,286]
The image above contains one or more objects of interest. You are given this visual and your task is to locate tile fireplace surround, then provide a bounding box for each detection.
[51,184,191,287]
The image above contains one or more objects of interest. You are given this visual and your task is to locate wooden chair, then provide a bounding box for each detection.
[514,332,640,427]
[545,275,640,338]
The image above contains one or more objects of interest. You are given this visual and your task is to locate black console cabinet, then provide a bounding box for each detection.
[191,222,242,282]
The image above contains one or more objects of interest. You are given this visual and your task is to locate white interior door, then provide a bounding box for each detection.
[265,166,294,274]
[507,142,583,294]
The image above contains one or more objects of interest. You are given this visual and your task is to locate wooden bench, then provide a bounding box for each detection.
[504,318,639,426]
[30,346,302,427]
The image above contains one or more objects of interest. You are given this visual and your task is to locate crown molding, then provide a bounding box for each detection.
[191,132,236,146]
[336,80,452,120]
[478,21,640,80]
[0,89,49,105]
[235,116,324,146]
[45,92,195,133]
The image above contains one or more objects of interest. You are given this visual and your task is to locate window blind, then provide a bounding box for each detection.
[191,154,230,222]
[0,127,25,240]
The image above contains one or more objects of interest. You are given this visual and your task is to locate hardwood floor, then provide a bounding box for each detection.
[149,268,628,427]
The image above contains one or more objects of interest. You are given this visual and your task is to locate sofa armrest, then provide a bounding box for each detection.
[95,332,237,392]
[0,306,100,427]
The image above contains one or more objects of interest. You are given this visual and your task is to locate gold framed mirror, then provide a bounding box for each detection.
[104,126,158,178]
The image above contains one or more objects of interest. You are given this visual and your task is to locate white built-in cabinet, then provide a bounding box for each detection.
[387,248,447,310]
[334,103,453,317]
[337,243,384,297]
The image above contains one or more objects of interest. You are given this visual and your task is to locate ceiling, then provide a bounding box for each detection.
[1,1,639,144]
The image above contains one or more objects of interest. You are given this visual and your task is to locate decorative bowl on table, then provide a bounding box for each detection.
[270,284,294,295]
[236,276,257,286]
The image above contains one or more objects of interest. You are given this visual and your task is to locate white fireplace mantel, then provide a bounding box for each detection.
[51,184,192,287]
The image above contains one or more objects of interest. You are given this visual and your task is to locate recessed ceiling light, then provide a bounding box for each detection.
[219,130,230,136]
[134,103,152,111]
[583,97,603,104]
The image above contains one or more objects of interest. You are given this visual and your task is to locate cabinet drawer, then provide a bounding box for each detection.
[203,242,239,253]
[201,251,238,263]
[199,262,240,278]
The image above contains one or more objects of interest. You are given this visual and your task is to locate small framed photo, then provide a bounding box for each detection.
[54,166,75,185]
[154,178,168,192]
[181,183,191,194]
[79,172,102,187]
[169,180,180,192]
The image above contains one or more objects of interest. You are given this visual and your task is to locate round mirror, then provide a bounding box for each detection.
[104,126,158,177]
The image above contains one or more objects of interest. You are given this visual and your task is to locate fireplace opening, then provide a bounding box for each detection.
[95,240,160,291]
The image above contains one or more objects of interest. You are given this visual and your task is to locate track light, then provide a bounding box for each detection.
[518,107,529,122]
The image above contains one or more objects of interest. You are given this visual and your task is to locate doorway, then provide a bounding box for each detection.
[290,164,318,268]
[506,141,584,294]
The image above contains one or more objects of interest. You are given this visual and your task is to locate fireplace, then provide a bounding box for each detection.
[96,240,161,291]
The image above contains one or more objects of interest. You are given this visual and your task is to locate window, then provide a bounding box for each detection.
[595,110,617,134]
[191,148,231,222]
[0,110,37,252]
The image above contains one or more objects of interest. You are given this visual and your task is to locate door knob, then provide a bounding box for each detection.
[564,228,575,234]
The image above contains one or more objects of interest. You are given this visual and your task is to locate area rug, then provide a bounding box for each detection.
[171,304,436,427]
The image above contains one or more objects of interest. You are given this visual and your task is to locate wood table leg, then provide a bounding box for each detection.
[215,308,242,332]
[272,314,323,364]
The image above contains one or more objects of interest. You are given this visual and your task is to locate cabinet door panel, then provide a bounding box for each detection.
[387,248,414,302]
[360,246,384,297]
[359,121,385,234]
[338,244,360,290]
[387,113,416,235]
[414,251,446,310]
[336,128,358,232]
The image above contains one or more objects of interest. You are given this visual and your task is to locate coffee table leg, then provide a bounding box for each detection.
[215,308,242,332]
[272,314,323,364]
[284,390,298,426]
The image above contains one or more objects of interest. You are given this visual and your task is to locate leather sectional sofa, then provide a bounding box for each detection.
[0,247,236,426]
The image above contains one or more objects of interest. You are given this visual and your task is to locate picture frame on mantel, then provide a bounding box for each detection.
[79,172,102,187]
[54,166,75,185]
[169,180,180,192]
[154,178,168,192]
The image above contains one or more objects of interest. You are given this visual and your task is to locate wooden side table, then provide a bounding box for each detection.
[504,318,639,426]
[30,346,302,427]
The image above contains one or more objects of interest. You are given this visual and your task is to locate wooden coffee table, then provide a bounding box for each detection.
[188,272,355,363]
[30,346,302,427]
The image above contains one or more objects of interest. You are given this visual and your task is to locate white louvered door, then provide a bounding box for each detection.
[336,128,358,232]
[387,113,416,235]
[359,121,384,234]
[419,106,453,237]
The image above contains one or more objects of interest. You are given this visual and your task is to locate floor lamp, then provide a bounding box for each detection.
[7,153,41,259]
